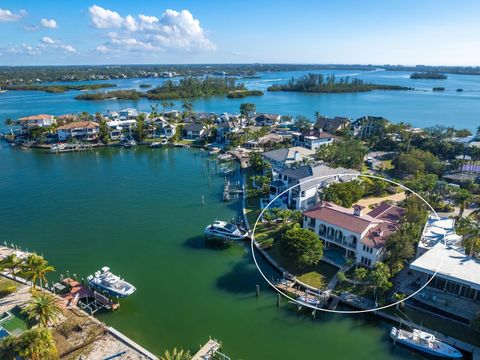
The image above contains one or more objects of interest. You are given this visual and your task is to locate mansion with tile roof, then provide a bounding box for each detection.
[303,201,404,267]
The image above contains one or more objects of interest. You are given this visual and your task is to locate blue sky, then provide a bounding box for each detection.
[0,0,479,66]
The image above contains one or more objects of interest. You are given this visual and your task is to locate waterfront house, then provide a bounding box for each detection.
[303,202,404,267]
[106,119,137,140]
[216,121,241,143]
[18,114,55,129]
[262,146,315,172]
[407,215,480,313]
[314,115,351,134]
[351,116,388,138]
[162,124,177,138]
[269,164,359,209]
[57,121,99,141]
[184,123,208,140]
[244,133,286,150]
[254,114,281,126]
[119,108,138,120]
[291,130,336,151]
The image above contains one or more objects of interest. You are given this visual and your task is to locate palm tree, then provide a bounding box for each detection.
[0,335,18,360]
[161,348,192,360]
[16,328,58,360]
[22,293,63,327]
[4,118,15,136]
[161,100,174,114]
[456,217,480,257]
[0,254,23,289]
[182,99,193,117]
[454,189,472,218]
[23,254,55,291]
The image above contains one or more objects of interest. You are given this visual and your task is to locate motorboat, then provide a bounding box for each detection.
[87,266,136,298]
[390,327,462,359]
[296,295,321,307]
[204,221,248,241]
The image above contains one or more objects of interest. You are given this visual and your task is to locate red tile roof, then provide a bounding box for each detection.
[303,202,376,234]
[57,121,99,130]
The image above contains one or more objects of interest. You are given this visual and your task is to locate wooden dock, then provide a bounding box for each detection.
[192,339,225,360]
[59,278,119,313]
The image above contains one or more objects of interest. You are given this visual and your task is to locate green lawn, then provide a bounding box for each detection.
[0,277,17,299]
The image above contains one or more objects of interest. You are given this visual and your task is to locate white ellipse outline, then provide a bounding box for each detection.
[250,173,446,314]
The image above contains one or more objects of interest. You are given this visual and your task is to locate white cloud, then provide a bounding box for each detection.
[89,5,123,28]
[60,44,76,53]
[88,5,215,53]
[0,8,26,22]
[41,37,56,44]
[96,45,108,53]
[40,18,58,29]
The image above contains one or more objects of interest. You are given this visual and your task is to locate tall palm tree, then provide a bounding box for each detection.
[0,254,23,289]
[0,335,18,360]
[182,99,193,117]
[457,217,480,257]
[161,348,192,360]
[16,328,58,360]
[23,255,55,291]
[22,293,63,327]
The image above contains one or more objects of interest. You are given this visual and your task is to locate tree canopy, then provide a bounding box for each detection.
[280,225,323,267]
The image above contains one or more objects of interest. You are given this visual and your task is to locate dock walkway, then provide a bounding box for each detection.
[192,339,223,360]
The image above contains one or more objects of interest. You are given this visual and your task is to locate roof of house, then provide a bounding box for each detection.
[57,121,99,130]
[299,129,336,140]
[303,202,378,234]
[303,201,403,247]
[185,123,206,132]
[314,116,351,131]
[278,164,359,190]
[218,121,239,129]
[417,215,462,250]
[255,113,280,121]
[19,114,53,122]
[410,243,480,290]
[262,146,314,163]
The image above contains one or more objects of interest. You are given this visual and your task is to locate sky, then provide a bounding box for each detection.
[0,0,479,66]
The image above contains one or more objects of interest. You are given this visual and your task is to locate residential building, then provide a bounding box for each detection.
[408,214,480,307]
[262,146,315,172]
[57,121,99,141]
[216,121,240,143]
[106,119,137,140]
[314,116,351,134]
[119,108,139,120]
[269,164,359,209]
[291,130,335,150]
[184,123,208,140]
[303,202,404,267]
[351,116,388,138]
[18,114,55,128]
[254,113,281,126]
[162,124,177,138]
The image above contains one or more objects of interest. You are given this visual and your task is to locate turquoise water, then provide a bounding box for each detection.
[1,69,479,131]
[0,143,420,359]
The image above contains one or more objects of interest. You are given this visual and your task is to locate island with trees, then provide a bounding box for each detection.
[267,73,412,94]
[75,77,245,101]
[1,83,116,93]
[226,90,264,98]
[410,72,447,79]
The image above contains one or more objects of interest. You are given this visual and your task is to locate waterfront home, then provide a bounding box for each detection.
[244,133,286,150]
[106,119,137,140]
[407,215,480,315]
[254,113,281,126]
[216,121,241,143]
[303,202,404,267]
[269,164,359,209]
[351,116,389,138]
[57,121,99,141]
[262,146,315,172]
[291,130,336,151]
[119,108,138,120]
[314,115,351,134]
[184,123,208,140]
[56,114,78,124]
[18,114,55,128]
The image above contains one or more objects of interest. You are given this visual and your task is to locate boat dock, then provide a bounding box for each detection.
[192,339,230,360]
[50,143,95,153]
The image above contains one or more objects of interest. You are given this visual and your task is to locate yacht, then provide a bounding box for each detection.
[87,266,136,298]
[390,327,462,359]
[204,221,248,241]
[296,295,321,307]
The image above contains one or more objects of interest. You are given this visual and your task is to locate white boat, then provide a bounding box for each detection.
[390,327,462,359]
[296,295,321,307]
[204,221,248,241]
[209,147,221,155]
[87,266,136,298]
[149,142,161,148]
[123,139,137,148]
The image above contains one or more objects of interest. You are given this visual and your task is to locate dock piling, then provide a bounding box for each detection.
[277,293,281,307]
[256,285,260,297]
